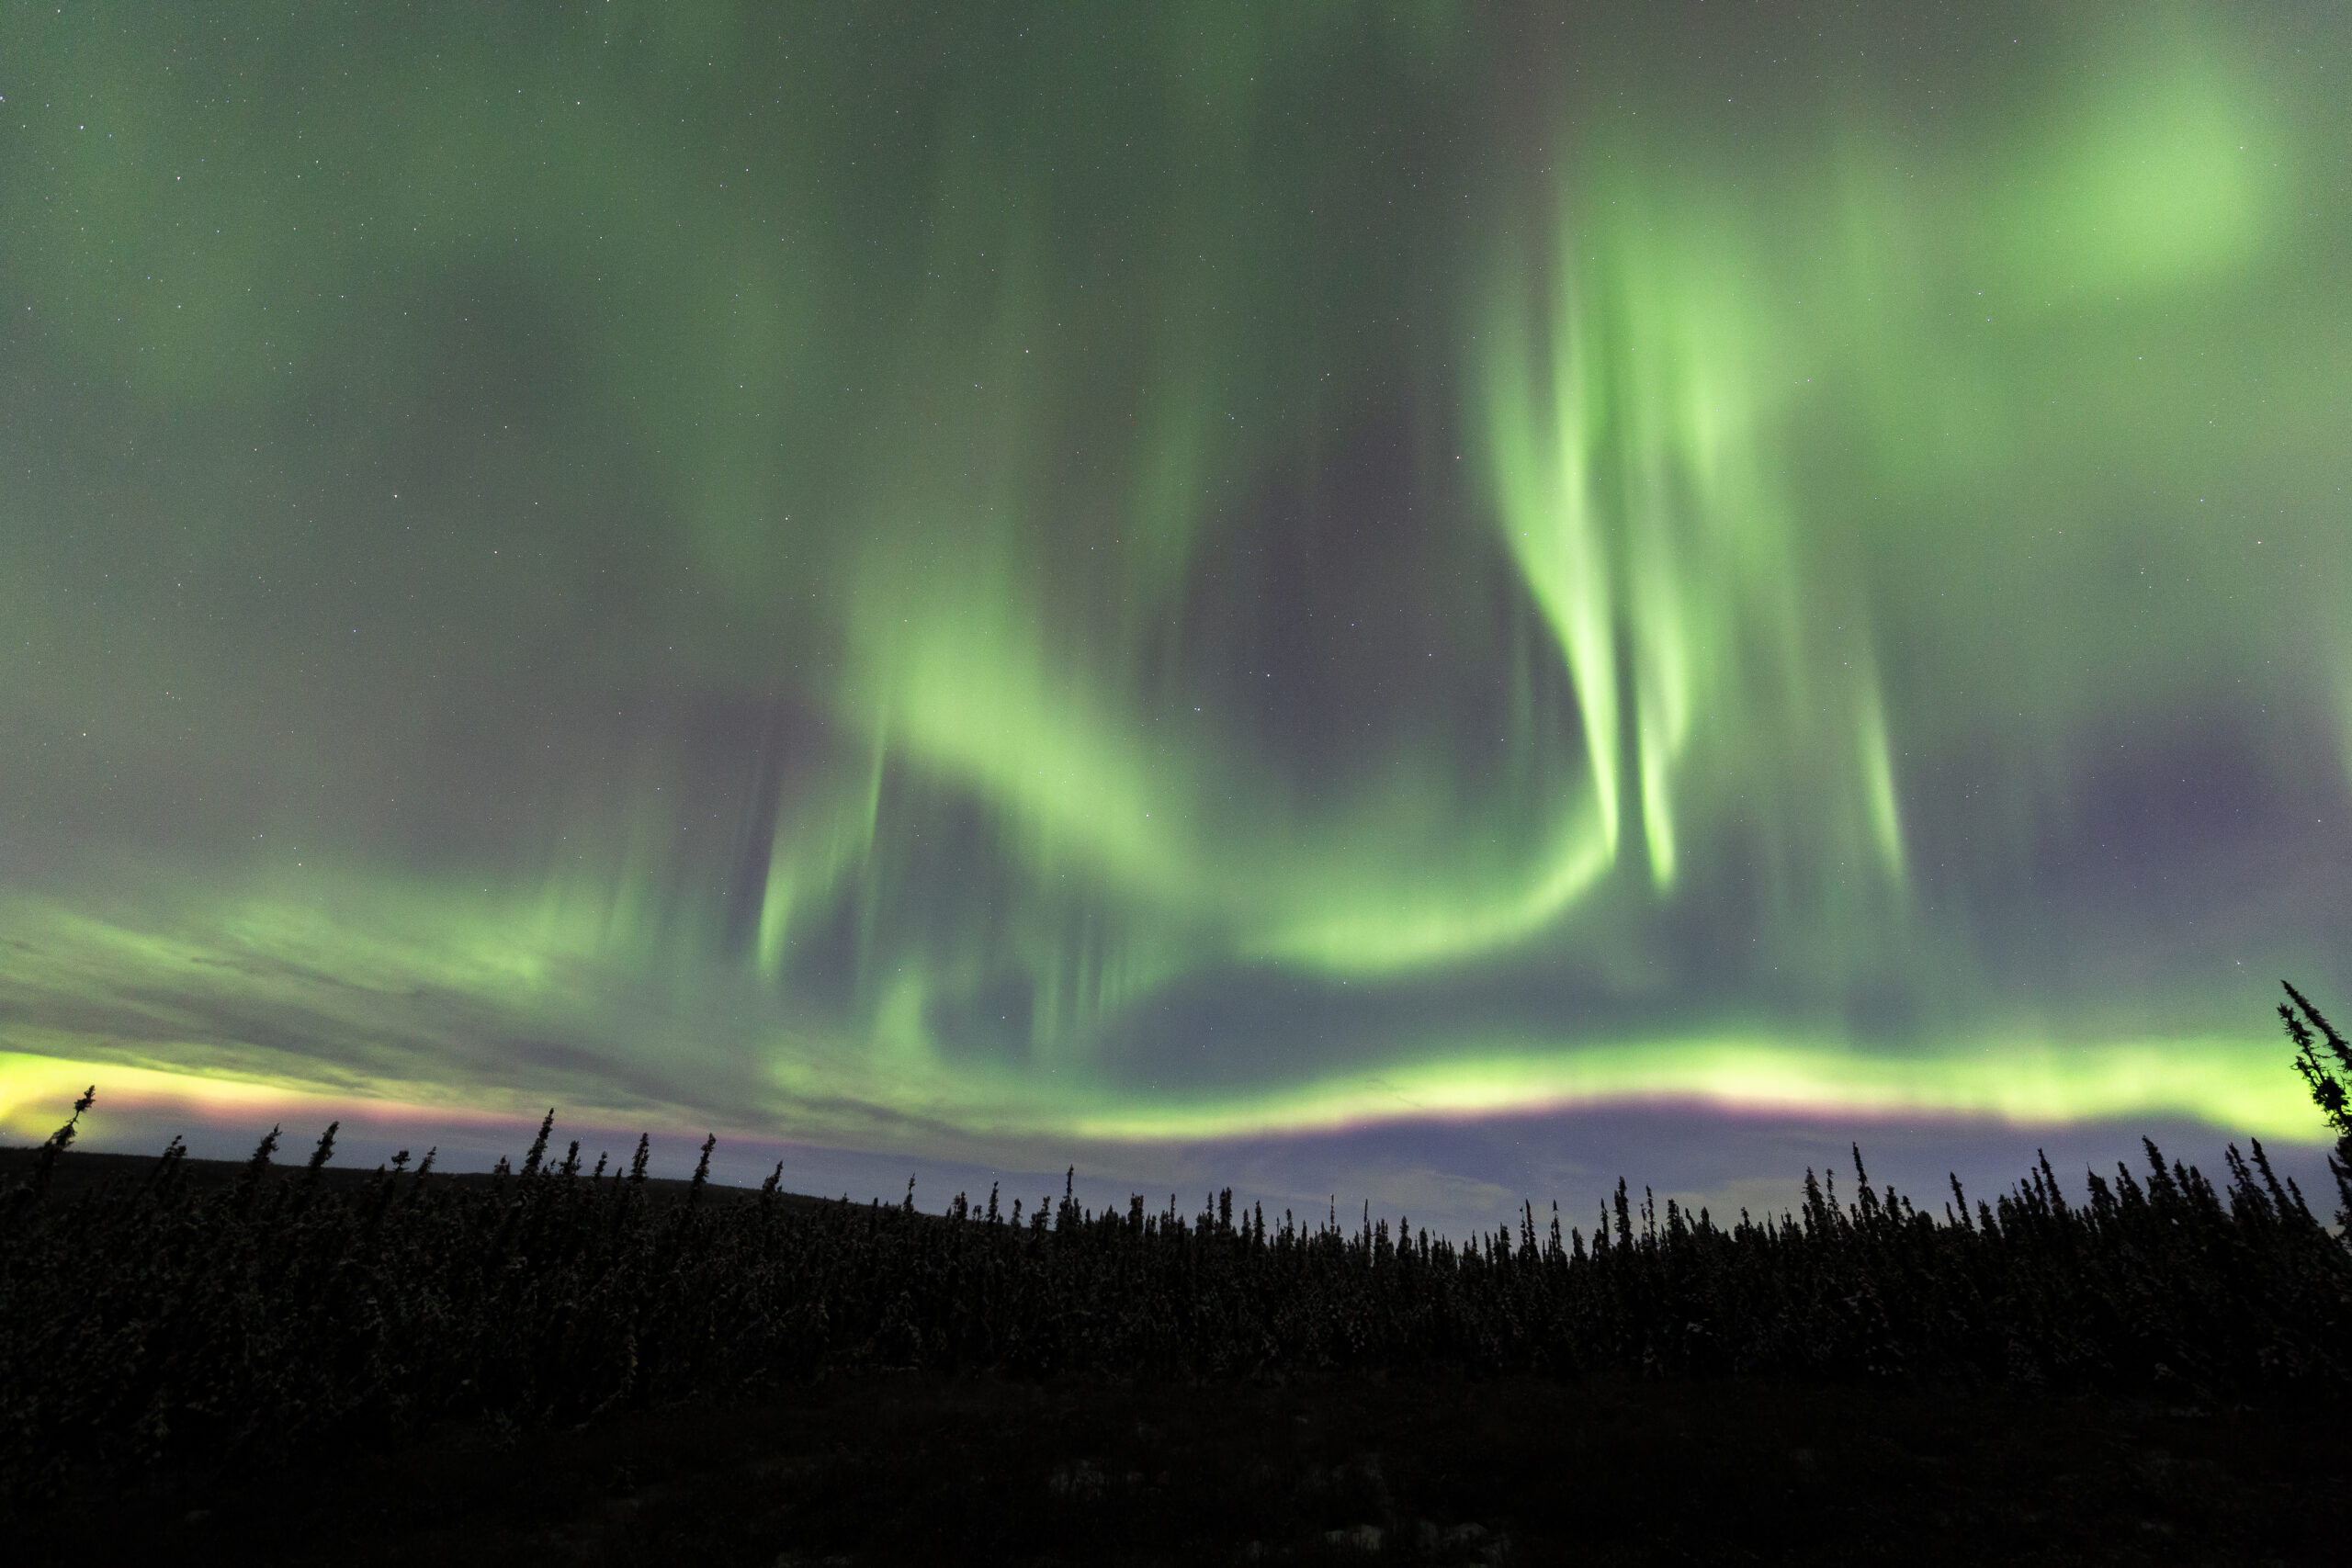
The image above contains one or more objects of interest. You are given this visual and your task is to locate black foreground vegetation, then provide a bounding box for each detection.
[3,984,2350,1563]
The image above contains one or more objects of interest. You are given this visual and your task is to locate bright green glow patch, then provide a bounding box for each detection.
[1995,27,2287,294]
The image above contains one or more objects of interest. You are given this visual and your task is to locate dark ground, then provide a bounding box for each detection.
[8,1146,2346,1564]
[12,1371,2346,1566]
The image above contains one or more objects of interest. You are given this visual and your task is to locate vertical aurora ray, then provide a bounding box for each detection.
[1,3,2347,1180]
[1479,157,1940,913]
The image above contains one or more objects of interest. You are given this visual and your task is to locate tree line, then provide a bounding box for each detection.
[3,982,2347,1504]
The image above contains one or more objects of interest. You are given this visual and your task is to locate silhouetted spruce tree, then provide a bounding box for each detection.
[2280,980,2352,1231]
[6,1085,93,1210]
[301,1120,339,1188]
[688,1134,717,1207]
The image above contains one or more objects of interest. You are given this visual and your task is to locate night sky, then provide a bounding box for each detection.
[5,3,2348,1232]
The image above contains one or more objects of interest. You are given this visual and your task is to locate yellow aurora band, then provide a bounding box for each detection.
[0,5,2346,1153]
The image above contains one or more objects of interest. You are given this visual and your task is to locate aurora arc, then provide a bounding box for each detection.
[2,4,2348,1178]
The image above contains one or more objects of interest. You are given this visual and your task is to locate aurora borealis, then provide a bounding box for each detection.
[3,3,2348,1227]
